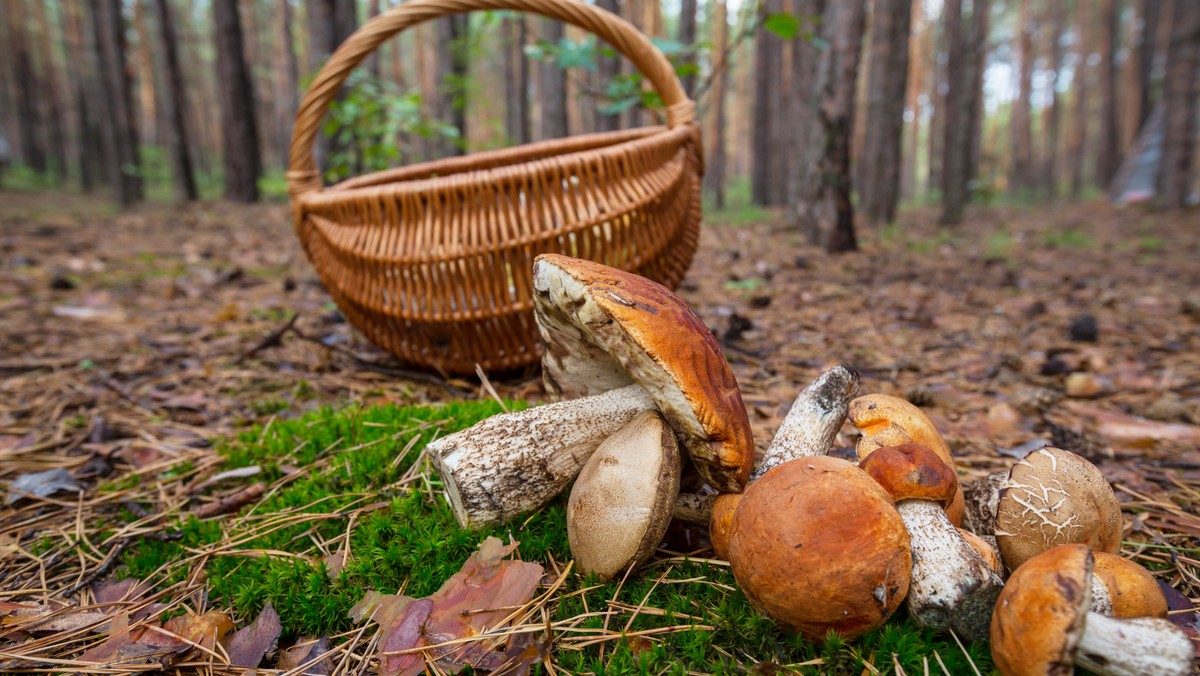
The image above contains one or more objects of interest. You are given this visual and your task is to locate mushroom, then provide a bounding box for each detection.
[992,447,1123,572]
[1089,552,1170,619]
[427,255,754,528]
[963,469,1006,542]
[849,394,966,527]
[859,443,1004,640]
[990,544,1192,676]
[726,456,912,642]
[958,528,1003,576]
[567,410,681,580]
[669,364,861,559]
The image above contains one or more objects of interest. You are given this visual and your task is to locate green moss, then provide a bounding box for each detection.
[115,399,994,672]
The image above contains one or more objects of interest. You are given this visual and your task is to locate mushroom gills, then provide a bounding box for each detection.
[429,384,655,528]
[567,410,682,580]
[899,500,1004,641]
[1074,614,1194,676]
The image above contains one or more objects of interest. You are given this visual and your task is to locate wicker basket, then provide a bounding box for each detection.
[287,0,702,375]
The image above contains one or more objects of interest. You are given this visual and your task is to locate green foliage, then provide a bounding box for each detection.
[113,399,995,671]
[983,231,1016,261]
[1041,227,1094,249]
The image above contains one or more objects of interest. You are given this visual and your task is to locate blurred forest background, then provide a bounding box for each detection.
[0,0,1196,251]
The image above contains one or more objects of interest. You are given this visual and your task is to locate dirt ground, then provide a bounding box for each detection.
[2,191,1199,615]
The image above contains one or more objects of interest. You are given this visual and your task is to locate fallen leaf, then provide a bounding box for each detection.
[378,597,432,676]
[162,610,234,650]
[324,546,346,579]
[92,579,152,605]
[78,614,189,667]
[277,636,333,674]
[1064,401,1200,446]
[226,603,282,667]
[5,468,81,505]
[0,602,107,633]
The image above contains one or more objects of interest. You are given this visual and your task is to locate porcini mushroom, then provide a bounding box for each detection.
[990,544,1192,676]
[428,255,754,528]
[849,394,966,527]
[727,456,911,642]
[859,443,1004,640]
[993,447,1122,572]
[567,410,681,579]
[1090,552,1170,619]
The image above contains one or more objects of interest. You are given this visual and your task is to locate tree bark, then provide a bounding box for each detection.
[901,0,925,203]
[93,0,143,205]
[752,0,786,206]
[213,0,261,202]
[6,0,46,174]
[860,0,913,226]
[1041,0,1066,200]
[275,0,299,169]
[786,0,827,207]
[927,14,946,195]
[704,0,729,208]
[154,0,197,202]
[1136,0,1163,132]
[940,0,969,224]
[1095,0,1121,190]
[595,0,622,133]
[537,17,568,140]
[1009,0,1034,196]
[1068,0,1092,199]
[29,0,68,182]
[1156,0,1199,209]
[62,1,102,190]
[793,0,866,253]
[678,0,698,96]
[503,15,530,145]
[965,0,990,191]
[133,1,158,147]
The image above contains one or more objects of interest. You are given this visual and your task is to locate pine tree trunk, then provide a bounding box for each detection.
[6,0,46,174]
[154,0,197,202]
[275,0,299,169]
[1156,0,1199,208]
[901,0,925,203]
[1009,0,1034,196]
[927,15,945,195]
[62,1,100,190]
[704,0,729,208]
[30,0,68,182]
[678,0,698,96]
[94,0,143,205]
[1068,0,1092,199]
[133,1,158,147]
[538,17,568,140]
[1136,0,1162,132]
[595,0,622,132]
[860,0,913,226]
[503,16,530,145]
[965,0,990,189]
[752,0,785,206]
[793,0,866,252]
[940,0,968,224]
[786,0,827,207]
[1041,0,1066,200]
[1095,0,1121,190]
[213,0,261,202]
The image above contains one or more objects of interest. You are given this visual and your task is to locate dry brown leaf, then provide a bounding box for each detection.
[1064,401,1200,446]
[162,609,234,650]
[226,603,282,667]
[277,636,333,674]
[92,578,152,605]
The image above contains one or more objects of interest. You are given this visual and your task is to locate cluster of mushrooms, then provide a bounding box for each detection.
[426,255,1195,676]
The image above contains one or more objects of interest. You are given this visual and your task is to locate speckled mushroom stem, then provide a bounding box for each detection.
[428,384,655,528]
[1074,614,1194,676]
[898,500,1005,641]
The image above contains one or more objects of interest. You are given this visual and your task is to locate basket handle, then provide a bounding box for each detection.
[287,0,696,197]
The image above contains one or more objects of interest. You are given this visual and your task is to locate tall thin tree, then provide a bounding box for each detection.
[595,0,622,132]
[1009,0,1034,196]
[6,0,46,174]
[940,0,969,224]
[1068,0,1092,198]
[275,0,299,168]
[154,0,197,201]
[964,0,990,192]
[1135,0,1162,132]
[30,0,68,181]
[213,0,261,202]
[860,0,914,226]
[751,0,786,206]
[1156,0,1199,208]
[703,0,729,208]
[537,17,568,140]
[793,0,867,252]
[93,0,143,205]
[786,0,828,207]
[678,0,698,96]
[1095,0,1121,190]
[503,15,530,145]
[1041,0,1066,199]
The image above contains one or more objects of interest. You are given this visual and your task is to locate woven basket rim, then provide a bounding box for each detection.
[296,125,690,208]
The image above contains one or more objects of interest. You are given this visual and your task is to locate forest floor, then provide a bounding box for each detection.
[1,191,1199,671]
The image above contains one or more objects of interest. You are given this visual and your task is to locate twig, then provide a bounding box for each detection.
[192,483,266,519]
[238,313,299,362]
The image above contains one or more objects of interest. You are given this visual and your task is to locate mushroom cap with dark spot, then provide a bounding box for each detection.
[533,254,754,492]
[858,443,958,508]
[990,544,1093,676]
[727,456,912,642]
[995,447,1123,572]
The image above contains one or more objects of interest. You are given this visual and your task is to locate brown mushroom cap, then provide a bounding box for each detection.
[990,544,1093,676]
[858,443,958,508]
[707,493,742,560]
[958,529,1003,576]
[727,456,912,641]
[849,394,966,527]
[994,447,1123,571]
[533,254,754,492]
[1092,552,1169,619]
[567,411,682,580]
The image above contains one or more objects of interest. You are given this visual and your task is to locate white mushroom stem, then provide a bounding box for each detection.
[1074,614,1194,676]
[428,384,654,528]
[898,500,1005,641]
[751,364,859,480]
[1090,576,1114,616]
